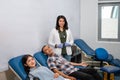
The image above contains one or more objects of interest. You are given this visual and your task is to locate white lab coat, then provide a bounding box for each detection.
[48,28,73,55]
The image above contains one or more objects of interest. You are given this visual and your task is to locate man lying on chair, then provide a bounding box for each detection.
[22,54,65,80]
[42,45,102,80]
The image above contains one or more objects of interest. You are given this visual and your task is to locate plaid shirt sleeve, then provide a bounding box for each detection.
[47,57,57,70]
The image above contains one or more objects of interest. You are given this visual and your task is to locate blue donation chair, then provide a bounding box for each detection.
[74,39,120,80]
[8,55,28,80]
[74,39,103,66]
[95,48,120,80]
[74,39,114,66]
[74,39,120,67]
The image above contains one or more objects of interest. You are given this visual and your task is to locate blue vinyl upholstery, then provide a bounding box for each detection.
[74,39,120,80]
[74,39,95,56]
[95,48,108,61]
[101,66,120,73]
[105,54,113,62]
[111,59,120,67]
[74,39,120,68]
[74,39,114,62]
[8,55,27,80]
[34,51,48,68]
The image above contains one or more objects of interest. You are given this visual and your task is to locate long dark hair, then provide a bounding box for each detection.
[56,15,68,30]
[22,54,33,75]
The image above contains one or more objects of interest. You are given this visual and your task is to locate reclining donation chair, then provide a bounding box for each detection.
[74,39,120,67]
[8,55,28,80]
[74,39,112,66]
[74,39,120,80]
[95,48,120,80]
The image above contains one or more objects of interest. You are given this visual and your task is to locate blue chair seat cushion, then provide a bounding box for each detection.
[100,66,120,73]
[110,59,120,67]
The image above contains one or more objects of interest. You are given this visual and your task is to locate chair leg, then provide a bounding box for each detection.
[103,72,114,80]
[107,73,110,80]
[110,73,114,80]
[103,72,107,80]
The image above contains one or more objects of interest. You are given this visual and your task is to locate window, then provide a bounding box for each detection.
[98,1,120,42]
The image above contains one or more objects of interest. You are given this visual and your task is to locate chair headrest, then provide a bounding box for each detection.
[8,55,27,80]
[95,48,108,60]
[34,51,49,68]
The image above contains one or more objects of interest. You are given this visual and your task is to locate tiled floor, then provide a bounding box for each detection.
[0,72,7,80]
[0,69,19,80]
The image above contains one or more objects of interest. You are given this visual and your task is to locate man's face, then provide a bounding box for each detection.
[43,45,53,56]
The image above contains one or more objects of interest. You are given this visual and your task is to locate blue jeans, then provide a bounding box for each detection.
[62,54,71,61]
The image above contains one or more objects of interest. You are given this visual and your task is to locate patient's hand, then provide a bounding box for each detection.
[68,76,76,80]
[80,62,88,67]
[54,73,59,78]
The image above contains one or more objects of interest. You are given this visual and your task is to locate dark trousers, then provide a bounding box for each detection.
[69,68,102,80]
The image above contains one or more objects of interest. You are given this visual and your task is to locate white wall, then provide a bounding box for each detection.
[80,0,120,59]
[0,0,80,72]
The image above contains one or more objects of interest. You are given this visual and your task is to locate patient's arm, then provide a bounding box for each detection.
[52,68,76,80]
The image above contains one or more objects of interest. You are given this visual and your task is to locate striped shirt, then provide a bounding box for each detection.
[47,54,78,75]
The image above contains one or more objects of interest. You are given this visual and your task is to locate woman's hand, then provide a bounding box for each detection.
[54,73,59,78]
[55,44,63,48]
[64,42,71,47]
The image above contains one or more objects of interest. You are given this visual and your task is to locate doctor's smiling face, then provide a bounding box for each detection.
[56,15,68,30]
[58,18,65,28]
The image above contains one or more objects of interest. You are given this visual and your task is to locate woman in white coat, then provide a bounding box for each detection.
[48,15,73,61]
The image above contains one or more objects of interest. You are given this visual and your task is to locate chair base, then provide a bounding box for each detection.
[101,66,120,80]
[103,72,114,80]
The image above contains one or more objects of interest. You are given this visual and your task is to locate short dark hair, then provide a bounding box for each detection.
[55,15,68,30]
[41,45,47,53]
